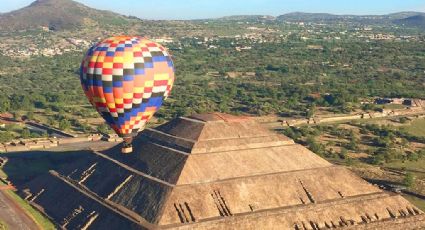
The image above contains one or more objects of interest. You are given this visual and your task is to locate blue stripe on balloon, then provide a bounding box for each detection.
[123,75,134,81]
[113,81,123,87]
[103,113,114,124]
[97,47,108,51]
[109,96,164,131]
[152,56,167,62]
[147,97,163,107]
[135,69,145,74]
[93,80,103,87]
[145,62,153,68]
[84,79,92,86]
[103,87,113,93]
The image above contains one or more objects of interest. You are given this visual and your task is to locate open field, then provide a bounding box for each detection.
[385,158,425,173]
[403,118,425,137]
[358,117,425,137]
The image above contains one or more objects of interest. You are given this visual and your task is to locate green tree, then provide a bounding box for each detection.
[399,117,409,124]
[306,136,324,156]
[347,131,359,151]
[339,148,348,159]
[59,119,71,131]
[407,152,419,161]
[97,123,110,135]
[0,98,10,113]
[21,128,31,139]
[403,172,415,188]
[0,131,13,143]
[26,111,34,120]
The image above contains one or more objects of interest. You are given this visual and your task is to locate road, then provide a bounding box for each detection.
[0,191,39,230]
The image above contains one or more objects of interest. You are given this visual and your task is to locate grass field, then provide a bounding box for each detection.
[385,158,425,172]
[403,118,425,137]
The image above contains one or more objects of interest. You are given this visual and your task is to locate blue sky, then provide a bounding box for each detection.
[1,0,425,20]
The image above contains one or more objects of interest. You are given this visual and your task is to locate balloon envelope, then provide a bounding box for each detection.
[80,36,175,139]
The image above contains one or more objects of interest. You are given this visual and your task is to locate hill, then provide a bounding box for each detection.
[395,14,425,28]
[277,12,344,21]
[277,11,425,27]
[215,15,276,21]
[0,0,133,31]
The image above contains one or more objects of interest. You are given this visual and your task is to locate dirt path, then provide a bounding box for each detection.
[0,191,39,230]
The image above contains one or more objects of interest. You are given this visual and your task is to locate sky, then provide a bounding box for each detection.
[1,0,425,20]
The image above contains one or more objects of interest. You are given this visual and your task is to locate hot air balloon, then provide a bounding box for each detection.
[79,36,175,154]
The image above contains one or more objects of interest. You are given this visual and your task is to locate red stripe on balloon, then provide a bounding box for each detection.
[113,63,123,68]
[102,68,113,74]
[154,80,168,86]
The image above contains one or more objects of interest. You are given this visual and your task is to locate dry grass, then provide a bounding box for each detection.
[403,118,425,137]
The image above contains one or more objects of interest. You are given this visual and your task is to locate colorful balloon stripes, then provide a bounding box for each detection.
[80,36,175,138]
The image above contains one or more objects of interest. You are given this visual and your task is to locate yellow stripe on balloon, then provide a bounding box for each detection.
[103,62,113,68]
[113,57,123,63]
[134,87,144,93]
[154,73,171,81]
[123,93,133,99]
[144,81,154,87]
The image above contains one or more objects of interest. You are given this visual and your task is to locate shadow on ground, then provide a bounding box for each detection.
[1,150,90,189]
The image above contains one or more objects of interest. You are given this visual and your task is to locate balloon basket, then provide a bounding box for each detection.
[121,146,133,154]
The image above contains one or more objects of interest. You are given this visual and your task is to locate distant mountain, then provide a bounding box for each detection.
[394,14,425,28]
[277,12,344,21]
[0,0,133,31]
[1,0,424,32]
[386,12,425,20]
[277,11,425,28]
[216,15,276,21]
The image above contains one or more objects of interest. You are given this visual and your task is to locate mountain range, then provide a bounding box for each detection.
[0,0,424,31]
[0,0,133,31]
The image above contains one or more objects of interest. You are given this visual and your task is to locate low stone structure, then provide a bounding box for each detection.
[19,113,425,229]
[281,107,425,127]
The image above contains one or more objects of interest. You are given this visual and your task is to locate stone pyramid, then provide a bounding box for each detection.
[22,113,425,229]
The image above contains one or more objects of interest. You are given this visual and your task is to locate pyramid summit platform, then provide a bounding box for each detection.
[20,113,425,229]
